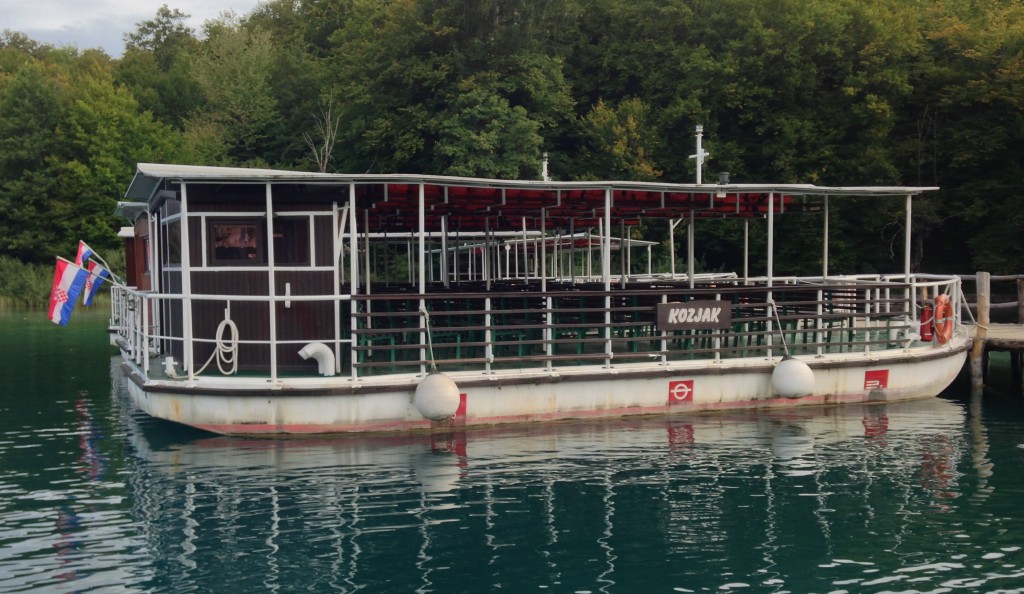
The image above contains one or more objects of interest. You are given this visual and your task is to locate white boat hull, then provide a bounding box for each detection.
[121,337,969,436]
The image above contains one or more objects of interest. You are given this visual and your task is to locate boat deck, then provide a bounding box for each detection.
[113,275,951,383]
[352,282,909,375]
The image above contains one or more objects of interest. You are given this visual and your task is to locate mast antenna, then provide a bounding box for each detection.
[688,125,710,184]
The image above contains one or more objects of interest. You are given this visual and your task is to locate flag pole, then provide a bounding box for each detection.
[84,252,124,287]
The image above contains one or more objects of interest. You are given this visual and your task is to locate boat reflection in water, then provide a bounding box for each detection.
[119,366,981,592]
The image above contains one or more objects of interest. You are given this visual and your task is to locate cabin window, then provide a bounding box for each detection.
[165,220,181,265]
[273,217,310,266]
[209,220,264,265]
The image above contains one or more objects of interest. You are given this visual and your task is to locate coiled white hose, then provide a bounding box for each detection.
[194,317,239,375]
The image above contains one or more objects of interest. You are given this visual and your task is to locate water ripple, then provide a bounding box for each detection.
[5,342,1024,592]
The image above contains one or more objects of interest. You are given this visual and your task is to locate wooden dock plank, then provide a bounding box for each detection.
[982,323,1024,350]
[963,272,1024,393]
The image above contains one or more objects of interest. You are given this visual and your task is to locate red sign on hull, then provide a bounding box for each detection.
[864,370,889,391]
[668,380,694,404]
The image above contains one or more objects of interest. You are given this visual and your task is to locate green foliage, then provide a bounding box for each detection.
[435,82,543,178]
[580,98,662,181]
[0,59,67,262]
[0,37,190,265]
[190,17,282,166]
[1,0,1024,275]
[117,6,203,126]
[0,256,53,308]
[896,0,1024,274]
[324,0,574,174]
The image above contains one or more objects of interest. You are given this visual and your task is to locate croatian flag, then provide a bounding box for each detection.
[82,261,111,306]
[48,257,89,326]
[75,241,95,266]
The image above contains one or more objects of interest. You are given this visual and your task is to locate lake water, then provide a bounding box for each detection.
[3,309,1024,593]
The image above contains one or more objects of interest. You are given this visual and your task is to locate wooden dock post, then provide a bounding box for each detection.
[970,271,990,390]
[1017,278,1024,392]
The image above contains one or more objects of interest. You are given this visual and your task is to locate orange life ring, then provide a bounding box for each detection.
[933,294,954,344]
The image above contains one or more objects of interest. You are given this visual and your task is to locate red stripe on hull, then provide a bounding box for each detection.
[190,391,882,435]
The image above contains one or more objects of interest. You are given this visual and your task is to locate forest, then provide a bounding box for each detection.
[1,0,1022,295]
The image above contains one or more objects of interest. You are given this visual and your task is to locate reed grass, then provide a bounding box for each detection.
[0,256,116,310]
[0,257,53,309]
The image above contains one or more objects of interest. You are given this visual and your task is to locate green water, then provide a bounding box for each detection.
[3,310,1024,593]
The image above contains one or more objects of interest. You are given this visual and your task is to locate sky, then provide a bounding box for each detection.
[2,0,265,57]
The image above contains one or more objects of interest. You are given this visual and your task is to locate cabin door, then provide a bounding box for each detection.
[271,210,342,374]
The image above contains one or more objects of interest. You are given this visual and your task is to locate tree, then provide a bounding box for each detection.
[321,0,575,174]
[3,0,1022,277]
[117,5,202,127]
[0,60,65,262]
[304,94,340,173]
[0,47,186,263]
[243,0,339,168]
[124,5,194,57]
[434,82,543,178]
[188,15,282,166]
[579,98,661,181]
[896,0,1024,273]
[56,64,182,253]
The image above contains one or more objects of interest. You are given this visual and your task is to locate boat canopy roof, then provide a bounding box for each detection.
[126,163,939,233]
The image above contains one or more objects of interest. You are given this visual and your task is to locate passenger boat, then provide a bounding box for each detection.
[110,154,970,435]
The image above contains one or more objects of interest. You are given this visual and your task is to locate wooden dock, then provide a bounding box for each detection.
[964,272,1024,393]
[979,324,1024,350]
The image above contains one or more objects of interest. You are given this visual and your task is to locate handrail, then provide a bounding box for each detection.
[958,272,1024,325]
[110,274,962,382]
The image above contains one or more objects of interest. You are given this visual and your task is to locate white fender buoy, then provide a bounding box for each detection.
[298,342,336,376]
[414,372,461,421]
[771,355,815,399]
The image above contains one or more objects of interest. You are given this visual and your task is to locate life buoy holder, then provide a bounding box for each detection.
[933,294,954,344]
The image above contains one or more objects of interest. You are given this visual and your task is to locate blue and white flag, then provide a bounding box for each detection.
[82,261,111,306]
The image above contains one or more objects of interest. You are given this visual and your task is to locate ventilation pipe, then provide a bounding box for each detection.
[298,342,336,376]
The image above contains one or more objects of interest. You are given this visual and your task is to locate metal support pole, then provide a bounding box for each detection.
[266,183,278,381]
[179,184,194,380]
[687,209,695,289]
[823,195,829,278]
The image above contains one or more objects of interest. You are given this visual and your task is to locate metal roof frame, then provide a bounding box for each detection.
[125,163,938,234]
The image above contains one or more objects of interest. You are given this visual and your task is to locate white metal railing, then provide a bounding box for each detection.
[109,274,963,383]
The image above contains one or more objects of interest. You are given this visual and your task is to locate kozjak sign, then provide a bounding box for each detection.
[656,301,733,331]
